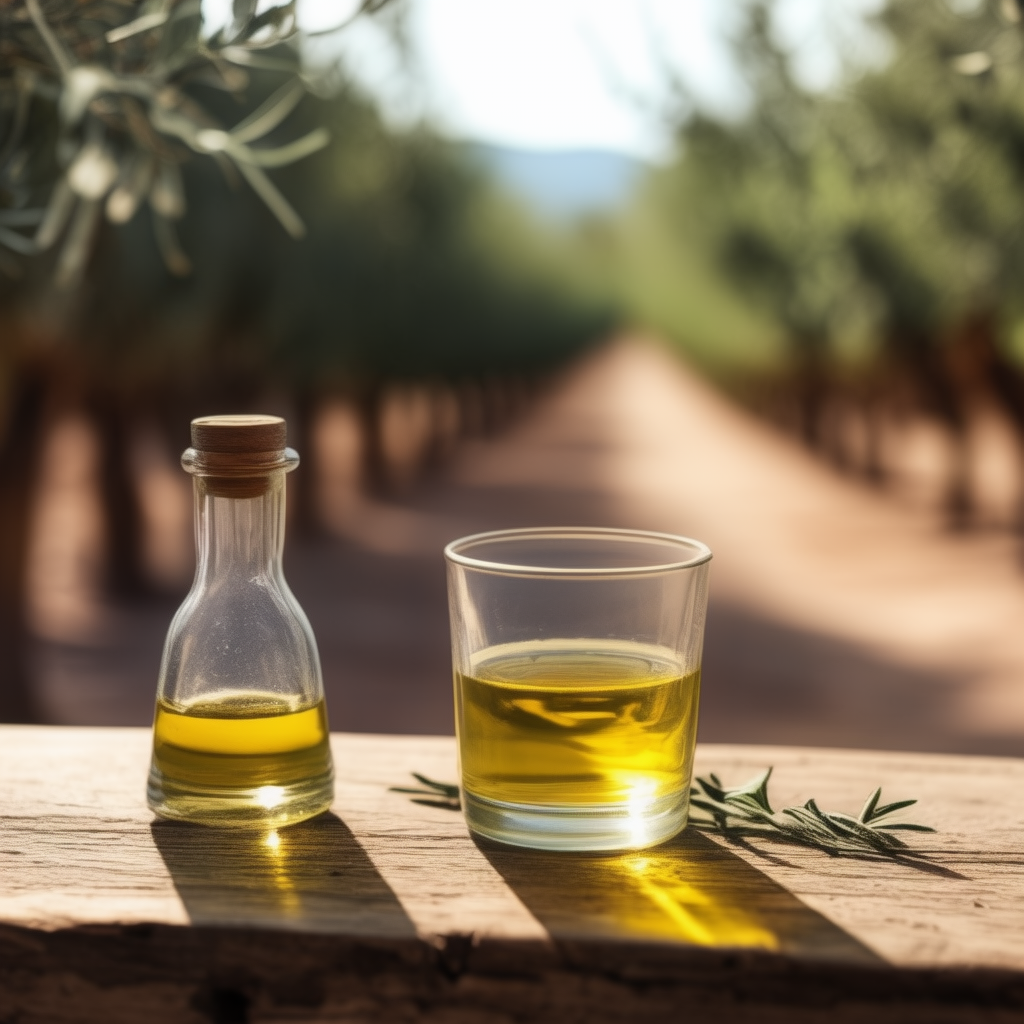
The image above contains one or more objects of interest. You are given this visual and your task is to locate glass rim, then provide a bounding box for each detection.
[443,527,712,577]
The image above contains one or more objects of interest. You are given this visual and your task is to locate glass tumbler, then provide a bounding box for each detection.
[446,527,711,852]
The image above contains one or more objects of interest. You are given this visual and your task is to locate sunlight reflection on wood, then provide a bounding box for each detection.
[476,829,880,960]
[150,812,415,937]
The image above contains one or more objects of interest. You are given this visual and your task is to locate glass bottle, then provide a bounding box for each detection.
[147,414,334,827]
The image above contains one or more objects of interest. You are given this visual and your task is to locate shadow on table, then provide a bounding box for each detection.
[151,812,415,937]
[476,828,880,962]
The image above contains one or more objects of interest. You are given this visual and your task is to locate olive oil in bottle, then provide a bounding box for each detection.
[149,694,333,827]
[147,416,334,828]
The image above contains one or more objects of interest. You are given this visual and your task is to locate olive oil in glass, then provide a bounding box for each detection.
[456,639,700,848]
[457,640,699,808]
[147,416,334,828]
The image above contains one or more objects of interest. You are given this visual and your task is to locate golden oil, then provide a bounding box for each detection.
[456,640,700,819]
[148,693,334,827]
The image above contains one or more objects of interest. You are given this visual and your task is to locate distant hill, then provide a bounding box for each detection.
[468,143,647,219]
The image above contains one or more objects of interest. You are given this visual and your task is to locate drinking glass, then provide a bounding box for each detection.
[445,527,711,852]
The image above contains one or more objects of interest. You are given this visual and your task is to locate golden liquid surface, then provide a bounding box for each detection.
[150,694,333,820]
[457,642,699,807]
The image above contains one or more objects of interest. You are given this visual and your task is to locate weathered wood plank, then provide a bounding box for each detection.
[687,745,1024,970]
[1,726,1023,1023]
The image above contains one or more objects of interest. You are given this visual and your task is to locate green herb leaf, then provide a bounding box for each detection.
[870,798,920,820]
[689,771,935,860]
[391,768,937,861]
[859,786,882,822]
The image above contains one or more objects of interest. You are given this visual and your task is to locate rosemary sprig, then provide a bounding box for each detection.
[392,768,936,861]
[689,768,935,859]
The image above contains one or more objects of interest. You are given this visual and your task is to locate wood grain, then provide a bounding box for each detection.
[1,726,1022,1022]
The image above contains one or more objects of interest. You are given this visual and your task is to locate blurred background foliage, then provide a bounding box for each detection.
[6,0,1024,721]
[0,0,609,719]
[604,0,1024,529]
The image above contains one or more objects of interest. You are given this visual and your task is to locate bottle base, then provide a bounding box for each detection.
[147,764,334,828]
[462,788,689,852]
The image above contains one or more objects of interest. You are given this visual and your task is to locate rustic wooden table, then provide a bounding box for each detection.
[0,727,1021,1023]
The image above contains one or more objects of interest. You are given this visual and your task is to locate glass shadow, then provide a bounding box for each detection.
[151,812,415,938]
[476,828,880,962]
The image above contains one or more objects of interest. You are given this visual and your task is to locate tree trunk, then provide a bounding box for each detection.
[352,382,388,496]
[456,380,485,438]
[288,383,324,537]
[794,345,826,451]
[0,362,51,722]
[821,395,851,473]
[910,344,972,531]
[861,390,887,486]
[945,427,972,531]
[85,388,154,601]
[984,346,1024,553]
[421,382,460,470]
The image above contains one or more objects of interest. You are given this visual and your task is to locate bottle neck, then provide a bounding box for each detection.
[193,472,287,584]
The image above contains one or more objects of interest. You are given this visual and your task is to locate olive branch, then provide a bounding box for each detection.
[0,0,391,285]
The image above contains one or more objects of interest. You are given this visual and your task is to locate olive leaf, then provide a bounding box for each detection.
[0,0,392,281]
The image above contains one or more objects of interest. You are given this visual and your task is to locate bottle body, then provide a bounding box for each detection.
[148,423,333,827]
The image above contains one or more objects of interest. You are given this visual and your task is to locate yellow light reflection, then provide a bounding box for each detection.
[475,830,865,956]
[255,785,286,809]
[615,851,780,950]
[251,827,299,915]
[626,779,658,848]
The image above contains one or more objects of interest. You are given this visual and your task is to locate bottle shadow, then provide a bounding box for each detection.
[150,812,415,938]
[475,828,880,962]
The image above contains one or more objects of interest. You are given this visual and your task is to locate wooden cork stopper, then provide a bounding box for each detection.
[191,414,287,456]
[184,415,297,498]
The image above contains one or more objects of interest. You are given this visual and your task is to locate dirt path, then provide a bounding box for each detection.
[30,338,1024,755]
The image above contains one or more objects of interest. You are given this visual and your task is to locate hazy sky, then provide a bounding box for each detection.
[212,1,888,160]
